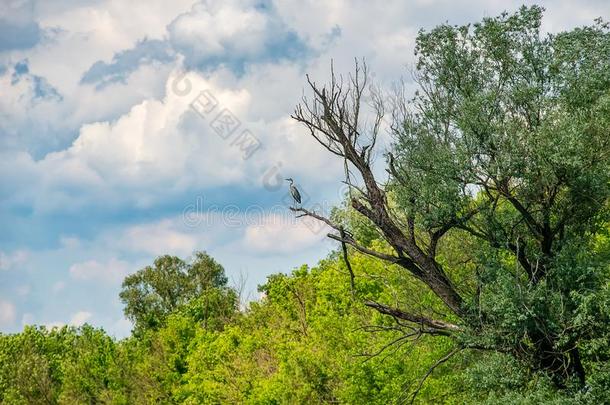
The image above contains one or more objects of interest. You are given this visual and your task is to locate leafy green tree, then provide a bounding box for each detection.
[0,325,130,404]
[5,8,610,404]
[58,325,125,404]
[179,254,468,404]
[0,326,69,404]
[120,251,237,332]
[292,5,610,394]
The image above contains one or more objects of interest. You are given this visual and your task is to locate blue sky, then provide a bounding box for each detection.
[1,0,608,338]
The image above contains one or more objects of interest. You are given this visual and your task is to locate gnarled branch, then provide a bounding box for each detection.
[292,62,465,317]
[364,301,461,333]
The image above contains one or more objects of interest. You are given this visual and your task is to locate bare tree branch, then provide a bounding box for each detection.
[340,227,356,296]
[292,61,466,317]
[364,301,461,333]
[289,206,410,265]
[409,348,461,404]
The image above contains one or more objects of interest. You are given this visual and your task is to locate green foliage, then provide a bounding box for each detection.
[2,7,610,404]
[2,236,609,402]
[0,325,130,404]
[387,4,610,388]
[120,251,236,332]
[396,5,610,240]
[0,252,471,404]
[179,257,466,404]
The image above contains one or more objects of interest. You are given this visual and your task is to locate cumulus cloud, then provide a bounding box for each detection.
[0,71,235,214]
[0,0,195,157]
[0,58,173,157]
[43,70,251,200]
[69,258,130,283]
[70,310,92,326]
[0,299,16,327]
[0,250,29,271]
[119,219,200,256]
[168,0,308,73]
[0,1,42,52]
[44,321,66,329]
[81,38,176,88]
[3,0,609,337]
[1,67,341,216]
[242,213,329,255]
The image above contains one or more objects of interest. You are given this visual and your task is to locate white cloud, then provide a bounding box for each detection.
[0,0,196,156]
[242,213,329,254]
[119,219,200,256]
[21,312,34,326]
[106,317,133,338]
[34,70,251,209]
[60,236,81,249]
[0,250,29,271]
[0,299,16,327]
[52,281,66,293]
[2,0,609,337]
[69,258,130,283]
[1,66,342,216]
[44,321,66,329]
[169,1,270,58]
[69,310,92,326]
[32,0,195,90]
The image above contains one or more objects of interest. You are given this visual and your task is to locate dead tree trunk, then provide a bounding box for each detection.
[291,61,465,326]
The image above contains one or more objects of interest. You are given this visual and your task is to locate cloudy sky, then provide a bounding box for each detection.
[0,0,608,337]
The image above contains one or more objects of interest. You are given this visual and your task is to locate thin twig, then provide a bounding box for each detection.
[409,348,461,404]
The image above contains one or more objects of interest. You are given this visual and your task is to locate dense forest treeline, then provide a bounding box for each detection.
[0,246,591,404]
[0,250,468,403]
[3,6,610,403]
[1,226,609,404]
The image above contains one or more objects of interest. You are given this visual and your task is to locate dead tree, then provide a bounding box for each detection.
[290,61,464,337]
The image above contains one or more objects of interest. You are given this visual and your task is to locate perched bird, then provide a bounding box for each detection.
[285,178,302,206]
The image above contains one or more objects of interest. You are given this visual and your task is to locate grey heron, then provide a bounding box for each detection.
[285,178,302,207]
